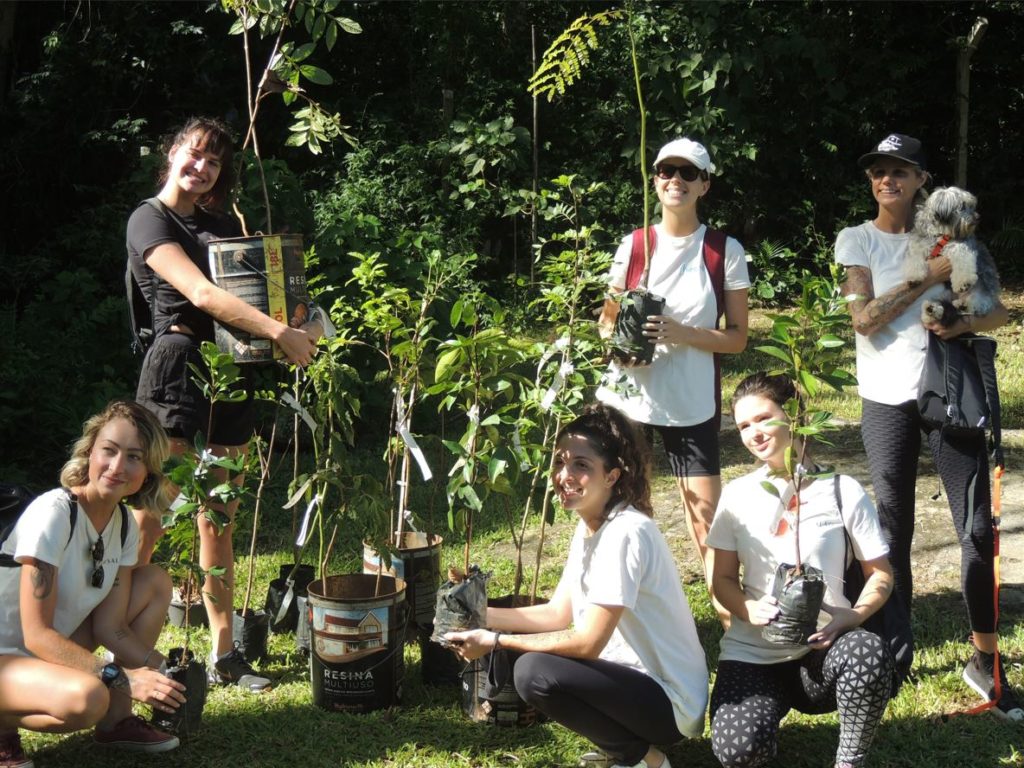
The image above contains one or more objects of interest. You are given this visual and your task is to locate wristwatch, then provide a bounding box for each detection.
[100,662,128,690]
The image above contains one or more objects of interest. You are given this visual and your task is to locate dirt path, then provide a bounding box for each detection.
[502,425,1024,611]
[653,424,1024,610]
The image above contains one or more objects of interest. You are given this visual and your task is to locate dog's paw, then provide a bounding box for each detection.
[951,267,978,294]
[922,300,945,323]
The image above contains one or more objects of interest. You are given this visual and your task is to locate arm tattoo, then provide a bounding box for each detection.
[31,563,55,600]
[114,628,129,641]
[110,668,131,695]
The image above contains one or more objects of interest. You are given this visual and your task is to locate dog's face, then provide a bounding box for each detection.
[920,186,979,239]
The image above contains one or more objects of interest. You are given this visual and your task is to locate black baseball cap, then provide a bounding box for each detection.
[857,133,927,170]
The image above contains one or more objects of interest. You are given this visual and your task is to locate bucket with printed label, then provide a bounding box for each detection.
[207,234,310,363]
[307,574,407,713]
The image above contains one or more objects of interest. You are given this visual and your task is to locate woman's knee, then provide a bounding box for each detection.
[512,652,556,704]
[55,677,109,731]
[711,707,776,768]
[133,564,173,608]
[833,630,892,683]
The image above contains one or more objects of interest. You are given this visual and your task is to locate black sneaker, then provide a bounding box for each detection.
[209,643,272,692]
[962,649,1024,721]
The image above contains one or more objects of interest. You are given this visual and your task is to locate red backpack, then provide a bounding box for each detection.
[624,226,728,427]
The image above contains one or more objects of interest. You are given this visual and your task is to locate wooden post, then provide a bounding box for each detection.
[956,17,988,187]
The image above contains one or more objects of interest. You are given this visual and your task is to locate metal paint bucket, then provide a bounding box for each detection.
[307,574,407,713]
[207,234,309,363]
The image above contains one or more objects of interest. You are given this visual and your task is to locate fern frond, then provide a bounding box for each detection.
[528,9,625,101]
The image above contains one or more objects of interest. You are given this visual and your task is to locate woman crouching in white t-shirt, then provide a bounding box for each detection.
[707,373,894,768]
[447,403,708,768]
[0,401,185,767]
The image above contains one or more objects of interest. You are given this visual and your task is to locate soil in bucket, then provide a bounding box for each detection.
[761,563,827,646]
[207,234,309,363]
[363,532,443,636]
[151,648,207,739]
[232,608,270,663]
[307,574,408,713]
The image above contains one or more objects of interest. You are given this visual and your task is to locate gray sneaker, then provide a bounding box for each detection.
[578,750,615,768]
[209,643,272,692]
[962,649,1024,721]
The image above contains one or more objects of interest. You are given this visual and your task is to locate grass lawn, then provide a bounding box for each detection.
[19,295,1024,768]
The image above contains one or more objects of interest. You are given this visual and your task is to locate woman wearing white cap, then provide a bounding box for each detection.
[597,137,750,597]
[836,132,1018,719]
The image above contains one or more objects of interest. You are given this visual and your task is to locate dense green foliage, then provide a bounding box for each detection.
[2,0,1023,486]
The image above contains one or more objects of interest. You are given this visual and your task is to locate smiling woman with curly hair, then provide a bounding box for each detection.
[446,403,708,768]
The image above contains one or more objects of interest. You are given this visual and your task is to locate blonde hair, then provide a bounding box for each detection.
[60,401,171,511]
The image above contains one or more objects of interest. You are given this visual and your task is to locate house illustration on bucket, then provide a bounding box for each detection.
[313,608,387,663]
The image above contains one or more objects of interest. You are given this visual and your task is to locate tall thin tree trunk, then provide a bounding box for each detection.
[955,17,988,187]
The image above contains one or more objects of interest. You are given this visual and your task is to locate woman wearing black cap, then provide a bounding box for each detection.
[835,133,1017,719]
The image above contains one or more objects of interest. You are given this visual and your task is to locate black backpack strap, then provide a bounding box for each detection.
[834,474,854,570]
[118,502,130,550]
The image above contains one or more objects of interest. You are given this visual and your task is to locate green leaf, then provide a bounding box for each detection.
[337,16,362,34]
[434,348,461,382]
[292,42,315,62]
[300,65,332,85]
[487,457,507,484]
[760,480,780,499]
[754,345,793,365]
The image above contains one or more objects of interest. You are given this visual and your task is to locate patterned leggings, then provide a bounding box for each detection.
[860,397,995,632]
[710,630,892,768]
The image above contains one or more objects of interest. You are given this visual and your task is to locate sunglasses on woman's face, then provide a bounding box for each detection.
[90,537,104,588]
[655,163,703,182]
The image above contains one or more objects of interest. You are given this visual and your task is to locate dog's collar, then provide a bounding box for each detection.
[929,235,950,259]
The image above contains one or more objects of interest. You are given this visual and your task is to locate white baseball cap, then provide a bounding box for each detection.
[653,138,716,174]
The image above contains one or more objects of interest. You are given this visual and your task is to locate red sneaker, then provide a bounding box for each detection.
[93,716,179,753]
[0,731,32,768]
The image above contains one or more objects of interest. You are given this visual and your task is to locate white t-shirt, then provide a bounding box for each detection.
[558,504,709,737]
[596,223,750,426]
[834,221,944,405]
[707,466,888,665]
[0,488,140,656]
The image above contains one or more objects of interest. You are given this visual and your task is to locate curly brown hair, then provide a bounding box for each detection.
[159,116,236,211]
[556,403,653,517]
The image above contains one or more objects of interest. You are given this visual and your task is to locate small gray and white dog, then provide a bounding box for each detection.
[905,186,1000,326]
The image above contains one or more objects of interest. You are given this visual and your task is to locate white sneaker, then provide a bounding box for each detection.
[612,756,671,768]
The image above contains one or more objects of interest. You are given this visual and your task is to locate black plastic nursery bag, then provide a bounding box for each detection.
[762,562,826,646]
[610,289,666,366]
[431,565,490,645]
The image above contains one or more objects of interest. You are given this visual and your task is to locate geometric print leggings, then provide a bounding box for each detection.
[710,629,893,767]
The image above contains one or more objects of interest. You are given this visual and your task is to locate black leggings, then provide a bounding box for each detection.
[860,398,995,633]
[709,629,892,767]
[514,652,684,765]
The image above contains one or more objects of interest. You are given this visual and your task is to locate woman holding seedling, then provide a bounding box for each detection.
[596,138,749,599]
[127,116,317,693]
[0,401,184,766]
[836,132,1018,718]
[707,373,894,768]
[446,404,707,768]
